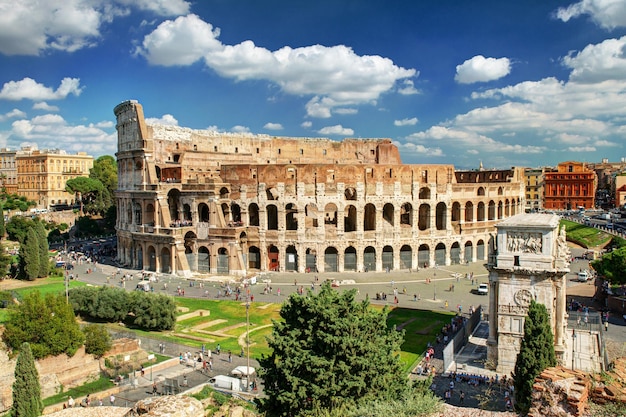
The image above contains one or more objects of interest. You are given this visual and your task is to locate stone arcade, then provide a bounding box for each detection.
[486,213,571,374]
[114,100,526,277]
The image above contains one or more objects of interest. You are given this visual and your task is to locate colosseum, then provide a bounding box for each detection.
[114,100,525,277]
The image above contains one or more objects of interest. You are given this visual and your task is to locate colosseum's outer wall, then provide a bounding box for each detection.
[114,100,525,277]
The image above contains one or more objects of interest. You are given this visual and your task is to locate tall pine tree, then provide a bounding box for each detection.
[513,299,557,413]
[19,227,40,281]
[12,342,43,417]
[0,204,5,239]
[34,221,49,278]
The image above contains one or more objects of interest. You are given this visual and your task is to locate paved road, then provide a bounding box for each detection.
[64,244,625,408]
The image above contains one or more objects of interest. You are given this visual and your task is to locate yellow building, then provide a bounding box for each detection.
[524,167,545,212]
[16,146,94,209]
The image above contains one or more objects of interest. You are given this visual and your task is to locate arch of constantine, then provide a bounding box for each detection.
[114,100,526,277]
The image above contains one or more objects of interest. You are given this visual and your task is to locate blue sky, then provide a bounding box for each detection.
[1,0,625,169]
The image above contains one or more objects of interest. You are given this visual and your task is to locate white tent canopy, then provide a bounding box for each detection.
[231,366,255,376]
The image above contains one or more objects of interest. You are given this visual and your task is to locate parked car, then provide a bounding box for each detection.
[477,283,489,295]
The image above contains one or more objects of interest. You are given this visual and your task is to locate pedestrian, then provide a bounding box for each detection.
[152,381,158,395]
[228,350,232,363]
[109,394,115,406]
[68,396,75,408]
[605,320,609,331]
[459,391,465,404]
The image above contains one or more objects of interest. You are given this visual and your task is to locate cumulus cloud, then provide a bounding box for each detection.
[8,113,116,155]
[0,78,83,101]
[394,117,418,127]
[0,108,26,122]
[263,122,283,130]
[455,55,511,84]
[33,101,60,112]
[136,14,416,118]
[0,0,190,56]
[413,34,626,165]
[563,36,626,83]
[301,121,312,129]
[398,79,420,95]
[394,142,443,157]
[407,126,546,154]
[145,114,179,125]
[231,125,250,133]
[556,0,626,29]
[318,125,354,136]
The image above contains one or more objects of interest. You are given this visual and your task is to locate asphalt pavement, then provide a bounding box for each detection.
[63,244,626,408]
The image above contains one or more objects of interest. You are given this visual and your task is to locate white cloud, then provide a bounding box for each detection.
[231,125,250,133]
[394,142,443,157]
[334,108,358,115]
[8,113,116,155]
[137,14,416,118]
[0,77,83,101]
[407,126,546,154]
[398,79,420,95]
[0,0,190,56]
[563,36,626,83]
[455,55,511,84]
[556,0,626,30]
[118,0,190,16]
[263,122,283,130]
[145,114,179,126]
[33,101,60,112]
[301,121,312,129]
[568,145,597,152]
[318,125,354,136]
[0,108,26,122]
[394,117,418,127]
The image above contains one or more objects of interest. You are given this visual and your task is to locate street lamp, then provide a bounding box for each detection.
[433,272,437,301]
[246,297,251,391]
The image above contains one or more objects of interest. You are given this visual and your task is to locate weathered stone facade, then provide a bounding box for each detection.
[486,213,571,374]
[114,100,526,277]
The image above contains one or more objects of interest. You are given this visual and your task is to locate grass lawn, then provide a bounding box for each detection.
[387,307,455,373]
[561,219,613,248]
[3,279,456,376]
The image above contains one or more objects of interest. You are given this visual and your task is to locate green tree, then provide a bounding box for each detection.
[513,300,557,413]
[11,342,43,417]
[89,155,117,215]
[34,221,49,278]
[591,246,626,284]
[0,204,6,238]
[18,227,40,280]
[65,176,104,215]
[129,292,177,331]
[6,216,35,243]
[83,324,112,358]
[3,291,84,359]
[258,282,407,417]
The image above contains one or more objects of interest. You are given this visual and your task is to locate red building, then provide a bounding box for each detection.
[544,161,596,210]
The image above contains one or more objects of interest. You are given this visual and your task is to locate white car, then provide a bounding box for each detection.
[477,283,489,295]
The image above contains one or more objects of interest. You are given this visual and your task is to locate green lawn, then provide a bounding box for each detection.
[387,307,455,373]
[3,279,453,376]
[561,219,613,248]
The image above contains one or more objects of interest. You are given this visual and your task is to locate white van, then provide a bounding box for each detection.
[577,271,589,282]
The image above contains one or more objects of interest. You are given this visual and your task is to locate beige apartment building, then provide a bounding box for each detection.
[0,148,18,195]
[524,167,545,212]
[16,146,94,209]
